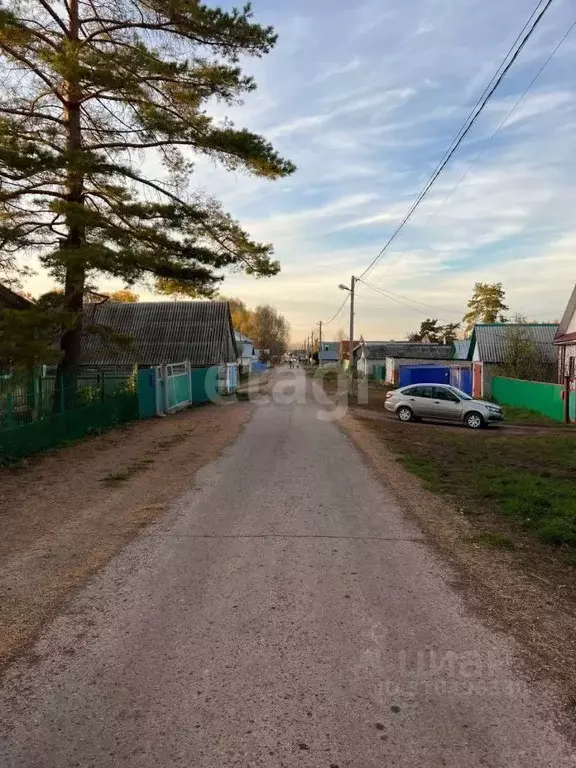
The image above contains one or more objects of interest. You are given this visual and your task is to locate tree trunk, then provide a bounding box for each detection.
[55,0,85,407]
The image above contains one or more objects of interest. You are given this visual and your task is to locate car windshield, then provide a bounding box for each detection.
[449,386,473,401]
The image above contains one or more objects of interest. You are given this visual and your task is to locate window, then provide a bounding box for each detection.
[434,386,459,402]
[404,385,433,398]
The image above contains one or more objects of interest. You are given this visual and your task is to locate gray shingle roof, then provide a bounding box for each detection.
[555,282,576,342]
[362,342,452,360]
[0,283,33,310]
[81,301,238,366]
[470,323,558,363]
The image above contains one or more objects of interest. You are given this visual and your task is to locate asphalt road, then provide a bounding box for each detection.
[1,368,574,767]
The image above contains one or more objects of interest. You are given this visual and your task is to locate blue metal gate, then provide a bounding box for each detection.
[399,365,450,388]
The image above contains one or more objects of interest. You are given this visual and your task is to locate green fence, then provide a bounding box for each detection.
[0,372,138,461]
[492,376,575,422]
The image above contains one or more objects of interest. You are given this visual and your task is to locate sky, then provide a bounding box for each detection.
[25,0,576,343]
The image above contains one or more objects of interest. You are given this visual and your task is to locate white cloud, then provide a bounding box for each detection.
[312,57,362,83]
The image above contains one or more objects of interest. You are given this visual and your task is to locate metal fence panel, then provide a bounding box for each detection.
[0,371,138,462]
[492,376,575,422]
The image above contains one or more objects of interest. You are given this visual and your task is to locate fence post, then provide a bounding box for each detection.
[564,375,571,424]
[58,372,65,413]
[6,393,14,429]
[162,365,169,413]
[186,360,192,405]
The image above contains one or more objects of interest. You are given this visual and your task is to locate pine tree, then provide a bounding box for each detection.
[0,1,295,383]
[463,282,508,334]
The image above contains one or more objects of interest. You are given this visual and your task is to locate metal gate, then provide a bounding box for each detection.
[399,365,450,388]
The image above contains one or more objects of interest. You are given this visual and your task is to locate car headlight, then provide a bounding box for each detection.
[486,405,502,413]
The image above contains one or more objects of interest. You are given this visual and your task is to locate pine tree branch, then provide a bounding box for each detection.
[0,106,65,124]
[0,43,65,102]
[112,167,254,267]
[37,0,70,36]
[15,20,62,52]
[1,185,66,202]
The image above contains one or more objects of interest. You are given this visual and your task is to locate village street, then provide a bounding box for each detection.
[0,367,574,767]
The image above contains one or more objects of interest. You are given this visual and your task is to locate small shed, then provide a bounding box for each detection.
[468,323,558,397]
[235,331,256,374]
[318,341,339,366]
[81,300,239,410]
[356,342,453,382]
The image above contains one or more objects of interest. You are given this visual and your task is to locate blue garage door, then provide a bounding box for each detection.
[399,365,450,388]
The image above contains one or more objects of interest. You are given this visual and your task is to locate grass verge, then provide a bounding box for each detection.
[389,429,576,546]
[500,404,560,426]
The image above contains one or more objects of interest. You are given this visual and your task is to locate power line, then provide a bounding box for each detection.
[358,278,461,323]
[386,15,576,255]
[324,293,350,326]
[359,0,557,282]
[366,17,575,303]
[321,0,560,328]
[358,277,464,315]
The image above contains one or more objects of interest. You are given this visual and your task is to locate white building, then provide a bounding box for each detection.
[554,282,576,380]
[235,331,256,374]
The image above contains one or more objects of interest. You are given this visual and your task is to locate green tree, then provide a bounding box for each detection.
[441,322,461,345]
[500,314,556,383]
[250,304,290,359]
[154,277,210,301]
[463,282,508,334]
[407,318,442,343]
[0,1,295,383]
[105,289,139,303]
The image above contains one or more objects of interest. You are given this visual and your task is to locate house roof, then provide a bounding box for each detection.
[555,282,576,344]
[469,323,558,363]
[0,283,33,310]
[362,342,452,360]
[235,331,253,344]
[81,301,238,366]
[452,339,471,359]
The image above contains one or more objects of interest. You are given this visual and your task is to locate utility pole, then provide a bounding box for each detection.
[337,275,357,387]
[317,320,323,366]
[348,276,356,377]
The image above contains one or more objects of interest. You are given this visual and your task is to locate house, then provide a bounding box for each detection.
[0,284,33,310]
[318,341,339,366]
[235,331,255,374]
[467,322,558,397]
[452,339,471,360]
[554,283,576,380]
[81,300,239,396]
[355,342,453,382]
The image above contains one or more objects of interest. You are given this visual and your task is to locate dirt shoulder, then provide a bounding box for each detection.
[340,410,576,716]
[0,400,251,670]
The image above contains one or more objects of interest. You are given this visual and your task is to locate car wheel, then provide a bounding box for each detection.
[397,406,414,423]
[465,411,484,429]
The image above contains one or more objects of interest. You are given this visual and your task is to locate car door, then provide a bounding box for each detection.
[402,385,435,417]
[431,385,464,421]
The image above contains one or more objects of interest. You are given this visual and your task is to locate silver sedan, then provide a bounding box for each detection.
[385,383,504,429]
